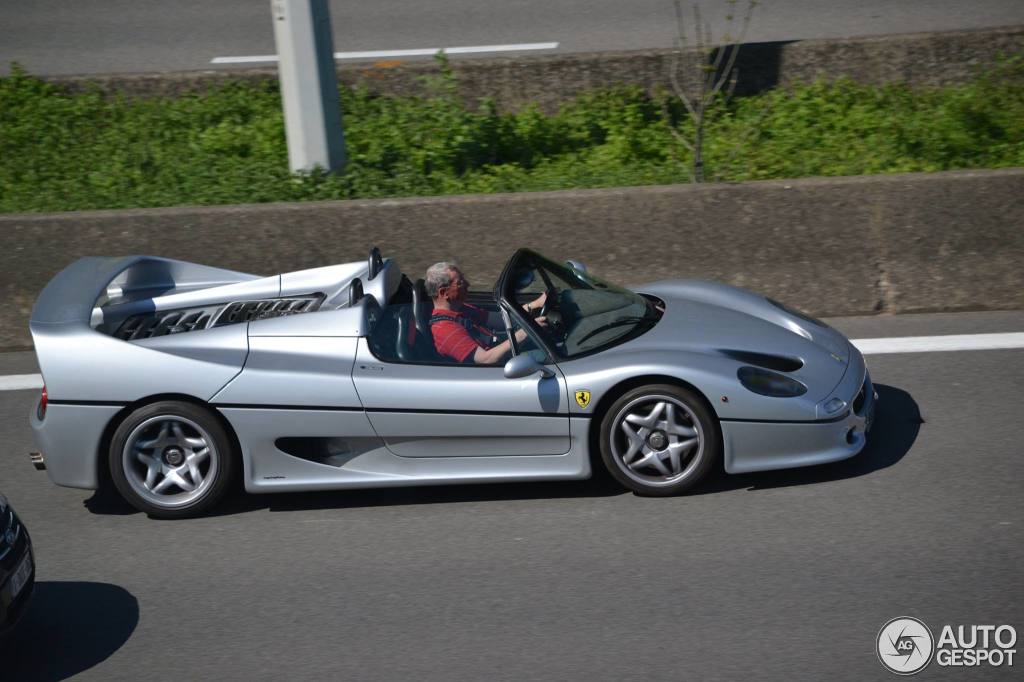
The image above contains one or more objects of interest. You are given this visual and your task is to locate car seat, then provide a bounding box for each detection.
[391,280,442,362]
[412,279,433,341]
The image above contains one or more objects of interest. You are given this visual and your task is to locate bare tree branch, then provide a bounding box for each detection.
[669,50,700,122]
[712,0,756,94]
[667,0,757,183]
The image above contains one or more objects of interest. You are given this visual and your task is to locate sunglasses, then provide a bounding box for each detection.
[445,276,469,289]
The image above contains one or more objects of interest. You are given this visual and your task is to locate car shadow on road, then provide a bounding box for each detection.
[0,581,139,681]
[213,473,629,516]
[698,383,923,494]
[81,462,629,518]
[82,383,921,516]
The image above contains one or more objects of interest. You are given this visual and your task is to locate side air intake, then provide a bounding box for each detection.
[718,349,804,373]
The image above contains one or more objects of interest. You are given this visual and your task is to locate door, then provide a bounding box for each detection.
[351,338,570,457]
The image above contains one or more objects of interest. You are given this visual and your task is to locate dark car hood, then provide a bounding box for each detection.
[623,280,854,400]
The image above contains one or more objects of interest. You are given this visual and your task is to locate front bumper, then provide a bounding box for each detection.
[723,372,877,474]
[0,508,35,636]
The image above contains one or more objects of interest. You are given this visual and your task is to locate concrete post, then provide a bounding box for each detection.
[271,0,346,173]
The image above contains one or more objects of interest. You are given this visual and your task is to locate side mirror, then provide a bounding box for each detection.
[504,354,554,379]
[565,259,587,274]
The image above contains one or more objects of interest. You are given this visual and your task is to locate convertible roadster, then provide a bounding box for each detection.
[29,248,875,518]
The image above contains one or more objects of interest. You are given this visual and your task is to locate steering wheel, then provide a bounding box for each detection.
[535,288,568,343]
[367,247,384,280]
[539,289,553,318]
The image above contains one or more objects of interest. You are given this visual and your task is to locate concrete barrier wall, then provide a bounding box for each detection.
[2,168,1022,350]
[47,26,1024,111]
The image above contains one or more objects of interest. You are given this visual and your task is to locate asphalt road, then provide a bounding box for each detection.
[0,310,1021,680]
[2,0,1024,76]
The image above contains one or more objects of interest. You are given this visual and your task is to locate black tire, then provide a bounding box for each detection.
[598,384,719,496]
[109,401,236,519]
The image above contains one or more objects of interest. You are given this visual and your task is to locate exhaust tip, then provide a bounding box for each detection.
[29,452,45,471]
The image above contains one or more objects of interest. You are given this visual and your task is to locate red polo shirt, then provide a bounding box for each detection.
[431,304,494,363]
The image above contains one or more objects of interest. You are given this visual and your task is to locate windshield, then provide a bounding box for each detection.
[499,250,661,359]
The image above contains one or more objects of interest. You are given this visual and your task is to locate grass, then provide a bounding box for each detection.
[1,57,1022,213]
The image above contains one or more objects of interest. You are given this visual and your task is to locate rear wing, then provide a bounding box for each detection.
[29,256,261,402]
[30,256,261,329]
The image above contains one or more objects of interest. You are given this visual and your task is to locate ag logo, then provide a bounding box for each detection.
[574,390,591,409]
[877,617,934,675]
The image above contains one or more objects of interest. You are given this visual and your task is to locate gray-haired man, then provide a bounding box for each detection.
[426,262,545,364]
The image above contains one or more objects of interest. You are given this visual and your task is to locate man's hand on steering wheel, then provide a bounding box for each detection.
[524,291,547,318]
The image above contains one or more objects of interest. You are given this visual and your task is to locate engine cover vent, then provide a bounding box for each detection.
[114,294,324,340]
[212,296,322,326]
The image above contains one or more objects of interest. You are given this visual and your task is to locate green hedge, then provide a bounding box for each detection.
[1,57,1022,213]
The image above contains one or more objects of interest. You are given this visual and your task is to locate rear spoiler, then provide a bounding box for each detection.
[30,256,261,328]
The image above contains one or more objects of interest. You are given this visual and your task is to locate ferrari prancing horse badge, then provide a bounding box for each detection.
[575,390,591,409]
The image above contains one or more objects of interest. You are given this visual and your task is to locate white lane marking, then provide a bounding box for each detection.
[2,332,1022,392]
[211,42,560,64]
[0,374,43,391]
[851,332,1024,355]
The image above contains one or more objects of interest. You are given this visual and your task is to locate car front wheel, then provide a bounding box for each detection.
[598,384,718,496]
[109,401,236,518]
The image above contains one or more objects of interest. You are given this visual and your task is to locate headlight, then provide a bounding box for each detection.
[738,366,807,397]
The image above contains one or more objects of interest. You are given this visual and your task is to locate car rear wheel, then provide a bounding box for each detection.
[598,384,718,496]
[109,401,236,519]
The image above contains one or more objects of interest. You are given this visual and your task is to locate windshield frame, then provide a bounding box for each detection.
[494,249,661,361]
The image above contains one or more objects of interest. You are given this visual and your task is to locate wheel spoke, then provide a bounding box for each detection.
[626,449,654,471]
[669,438,699,455]
[166,468,195,493]
[145,466,158,490]
[624,413,649,427]
[664,405,697,437]
[670,438,699,473]
[666,445,682,473]
[152,474,175,494]
[187,461,204,487]
[190,447,210,465]
[663,403,676,431]
[624,401,666,429]
[185,452,205,487]
[649,451,670,476]
[629,449,670,476]
[618,423,645,465]
[184,436,206,448]
[667,423,697,438]
[138,421,173,450]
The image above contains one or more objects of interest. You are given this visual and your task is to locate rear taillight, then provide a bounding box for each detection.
[37,385,47,420]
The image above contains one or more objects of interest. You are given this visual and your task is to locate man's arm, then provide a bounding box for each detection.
[473,318,546,365]
[473,328,527,365]
[523,291,547,315]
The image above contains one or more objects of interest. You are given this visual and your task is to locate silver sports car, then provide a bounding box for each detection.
[29,248,875,518]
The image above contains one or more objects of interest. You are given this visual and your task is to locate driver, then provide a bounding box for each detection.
[425,262,546,365]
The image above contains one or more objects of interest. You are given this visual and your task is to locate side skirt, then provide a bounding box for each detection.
[219,408,592,493]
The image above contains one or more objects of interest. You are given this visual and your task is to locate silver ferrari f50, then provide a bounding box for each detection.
[29,248,875,518]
